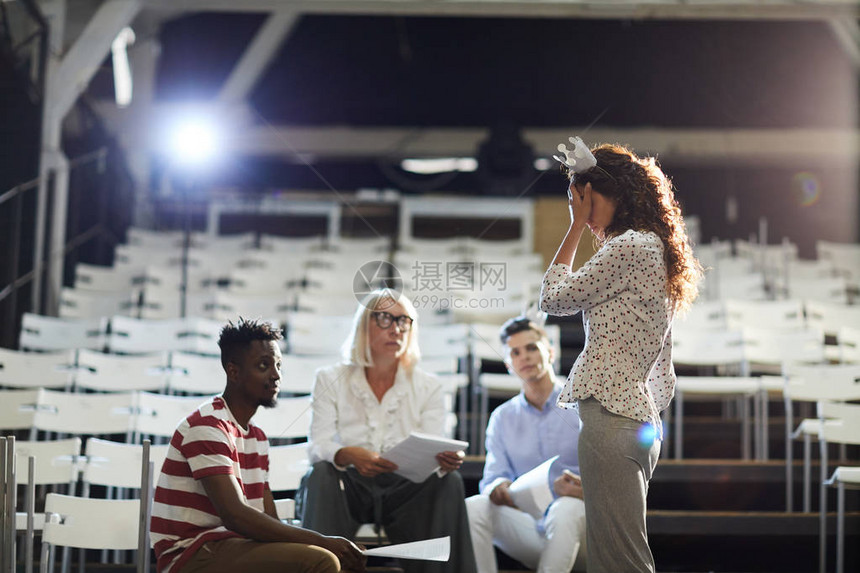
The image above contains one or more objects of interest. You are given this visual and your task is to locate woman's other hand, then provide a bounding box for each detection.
[568,182,593,227]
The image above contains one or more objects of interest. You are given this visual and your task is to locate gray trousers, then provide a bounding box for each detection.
[577,398,661,573]
[296,461,478,573]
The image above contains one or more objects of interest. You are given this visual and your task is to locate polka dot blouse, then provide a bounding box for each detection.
[539,229,676,437]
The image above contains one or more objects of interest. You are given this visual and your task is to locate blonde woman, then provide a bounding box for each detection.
[296,290,477,573]
[541,140,702,573]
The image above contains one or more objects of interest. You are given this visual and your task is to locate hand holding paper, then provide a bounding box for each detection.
[381,433,469,482]
[554,469,583,499]
[363,536,450,562]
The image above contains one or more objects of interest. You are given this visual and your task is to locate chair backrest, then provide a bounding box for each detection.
[82,438,168,489]
[805,301,860,339]
[251,396,312,442]
[32,388,135,438]
[73,263,140,292]
[134,393,212,441]
[0,389,39,431]
[267,442,310,493]
[15,438,81,486]
[293,291,363,316]
[419,323,470,359]
[174,317,223,355]
[259,234,325,253]
[742,327,825,370]
[280,355,336,395]
[839,326,860,363]
[226,267,299,296]
[286,312,353,356]
[479,372,524,395]
[42,493,140,550]
[209,292,291,323]
[726,299,805,331]
[19,314,107,352]
[785,364,860,402]
[168,352,226,395]
[59,288,136,319]
[0,348,74,390]
[74,350,169,393]
[674,300,727,330]
[108,316,185,354]
[785,277,849,304]
[672,327,745,368]
[816,240,860,288]
[818,401,860,446]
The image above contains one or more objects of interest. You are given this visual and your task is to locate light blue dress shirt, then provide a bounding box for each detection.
[480,385,582,497]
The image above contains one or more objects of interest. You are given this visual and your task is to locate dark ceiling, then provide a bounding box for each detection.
[149,14,856,129]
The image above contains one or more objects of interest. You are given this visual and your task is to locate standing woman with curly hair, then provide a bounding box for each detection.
[540,139,702,573]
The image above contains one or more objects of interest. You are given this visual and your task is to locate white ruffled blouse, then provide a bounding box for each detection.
[539,229,676,437]
[308,363,447,466]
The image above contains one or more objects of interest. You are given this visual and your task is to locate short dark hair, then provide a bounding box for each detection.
[218,318,283,368]
[499,316,547,345]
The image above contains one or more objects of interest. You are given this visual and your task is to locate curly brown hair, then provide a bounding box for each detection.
[565,143,702,312]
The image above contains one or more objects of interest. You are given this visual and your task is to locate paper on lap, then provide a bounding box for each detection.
[381,432,469,483]
[508,455,559,520]
[363,536,450,562]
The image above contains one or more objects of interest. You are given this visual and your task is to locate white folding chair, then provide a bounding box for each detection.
[268,442,311,522]
[726,299,806,331]
[817,401,860,573]
[251,396,312,445]
[59,288,136,320]
[209,291,291,324]
[133,392,212,444]
[672,300,727,331]
[73,350,169,393]
[0,349,74,390]
[672,327,746,375]
[19,314,107,352]
[126,227,184,249]
[12,438,83,573]
[81,438,168,494]
[259,234,325,253]
[0,389,40,433]
[173,316,224,356]
[816,240,860,293]
[167,352,225,395]
[477,372,525,456]
[73,263,140,293]
[672,376,762,461]
[293,291,363,316]
[107,316,186,354]
[839,326,860,363]
[39,491,149,573]
[280,354,337,395]
[782,364,860,512]
[286,312,353,356]
[436,372,469,439]
[31,389,135,441]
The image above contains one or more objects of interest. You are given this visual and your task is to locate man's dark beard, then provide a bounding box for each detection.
[259,396,278,408]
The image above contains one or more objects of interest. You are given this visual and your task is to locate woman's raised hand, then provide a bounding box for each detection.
[568,182,593,227]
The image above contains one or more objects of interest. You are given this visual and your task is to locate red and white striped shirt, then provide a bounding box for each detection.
[150,396,269,573]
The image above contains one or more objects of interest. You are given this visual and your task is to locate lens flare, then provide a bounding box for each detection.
[792,172,821,207]
[637,423,657,447]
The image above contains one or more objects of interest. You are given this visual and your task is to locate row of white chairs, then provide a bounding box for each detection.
[0,388,313,446]
[1,436,156,573]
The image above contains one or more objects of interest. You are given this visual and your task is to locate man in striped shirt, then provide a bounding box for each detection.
[151,318,365,573]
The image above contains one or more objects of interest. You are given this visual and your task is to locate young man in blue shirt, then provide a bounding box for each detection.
[466,317,586,573]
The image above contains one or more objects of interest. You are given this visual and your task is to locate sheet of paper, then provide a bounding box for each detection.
[363,536,450,562]
[508,455,558,520]
[381,432,469,483]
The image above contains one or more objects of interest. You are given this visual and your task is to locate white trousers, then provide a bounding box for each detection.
[465,494,587,573]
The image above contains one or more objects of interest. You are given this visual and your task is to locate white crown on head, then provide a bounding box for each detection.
[552,136,597,174]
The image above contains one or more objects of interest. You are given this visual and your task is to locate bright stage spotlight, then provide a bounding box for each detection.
[167,117,220,167]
